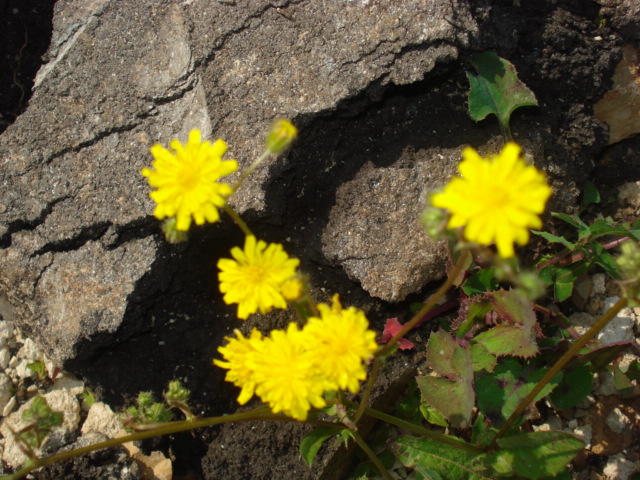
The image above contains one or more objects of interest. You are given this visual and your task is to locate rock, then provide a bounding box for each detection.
[0,374,13,414]
[598,297,636,345]
[1,389,81,468]
[602,452,640,480]
[48,373,85,396]
[596,0,640,41]
[322,156,456,301]
[594,44,640,144]
[0,0,473,369]
[81,401,124,438]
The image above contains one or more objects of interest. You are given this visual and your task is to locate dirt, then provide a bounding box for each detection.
[1,0,639,479]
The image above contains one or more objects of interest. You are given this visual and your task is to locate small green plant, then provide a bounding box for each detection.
[26,361,47,381]
[3,56,638,480]
[467,51,538,143]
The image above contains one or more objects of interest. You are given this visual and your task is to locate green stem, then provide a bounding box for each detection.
[222,204,253,237]
[353,249,469,424]
[350,429,393,480]
[4,407,337,480]
[358,405,483,454]
[495,296,628,440]
[353,360,380,423]
[231,149,271,193]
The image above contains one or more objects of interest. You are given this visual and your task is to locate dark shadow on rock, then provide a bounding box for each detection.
[0,0,56,135]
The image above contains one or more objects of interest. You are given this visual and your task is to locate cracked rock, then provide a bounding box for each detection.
[0,0,472,366]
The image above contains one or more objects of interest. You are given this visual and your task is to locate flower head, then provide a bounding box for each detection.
[141,129,238,231]
[431,143,551,257]
[213,328,263,405]
[218,236,300,319]
[302,295,378,393]
[249,324,327,421]
[265,119,298,154]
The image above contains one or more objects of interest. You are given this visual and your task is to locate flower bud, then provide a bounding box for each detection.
[162,218,189,244]
[420,205,447,239]
[266,119,297,154]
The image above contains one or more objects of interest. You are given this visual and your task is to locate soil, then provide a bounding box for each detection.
[1,1,639,479]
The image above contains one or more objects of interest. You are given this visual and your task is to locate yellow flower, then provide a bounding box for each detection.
[213,328,263,405]
[302,295,378,394]
[249,324,327,421]
[218,236,300,319]
[431,143,551,258]
[141,129,238,231]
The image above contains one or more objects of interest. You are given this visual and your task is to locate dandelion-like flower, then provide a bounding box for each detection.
[213,328,263,405]
[431,143,551,258]
[303,295,378,393]
[249,324,327,421]
[141,129,238,231]
[218,236,300,319]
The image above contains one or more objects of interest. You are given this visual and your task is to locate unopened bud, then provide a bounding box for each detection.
[420,205,447,239]
[162,218,189,244]
[281,277,304,301]
[266,119,297,154]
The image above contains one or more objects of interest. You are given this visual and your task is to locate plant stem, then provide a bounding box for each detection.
[354,249,469,424]
[378,248,470,357]
[350,429,393,480]
[231,149,271,193]
[4,407,337,480]
[353,360,380,423]
[358,405,483,454]
[495,296,628,440]
[223,204,253,237]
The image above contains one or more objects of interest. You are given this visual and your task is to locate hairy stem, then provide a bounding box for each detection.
[4,408,337,480]
[350,429,393,480]
[496,296,628,439]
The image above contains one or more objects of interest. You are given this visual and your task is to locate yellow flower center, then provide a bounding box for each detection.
[246,265,266,284]
[178,164,201,191]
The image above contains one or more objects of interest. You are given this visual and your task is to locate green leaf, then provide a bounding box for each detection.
[587,218,632,239]
[473,290,539,359]
[580,181,600,210]
[467,52,538,133]
[549,366,593,409]
[531,230,576,250]
[471,413,498,448]
[475,359,562,427]
[539,266,577,302]
[470,342,498,373]
[462,267,499,297]
[479,431,583,479]
[551,212,590,237]
[300,426,337,466]
[586,243,621,279]
[419,404,449,427]
[390,436,494,480]
[417,331,475,427]
[612,364,635,394]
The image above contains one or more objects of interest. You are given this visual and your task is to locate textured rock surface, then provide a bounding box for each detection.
[0,0,473,367]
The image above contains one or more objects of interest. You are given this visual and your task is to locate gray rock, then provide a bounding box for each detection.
[322,150,458,301]
[0,0,472,365]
